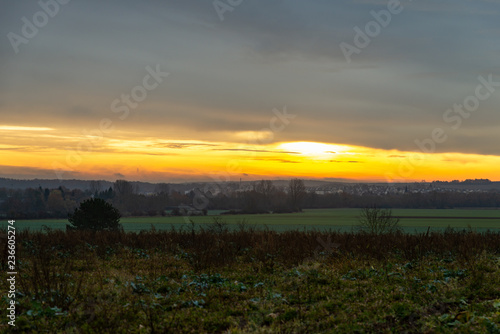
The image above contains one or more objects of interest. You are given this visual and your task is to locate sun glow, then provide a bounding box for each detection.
[1,126,500,182]
[0,125,54,131]
[278,142,353,158]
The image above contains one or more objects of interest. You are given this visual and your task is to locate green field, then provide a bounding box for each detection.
[3,208,500,233]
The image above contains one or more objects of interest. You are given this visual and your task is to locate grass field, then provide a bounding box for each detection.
[3,208,500,233]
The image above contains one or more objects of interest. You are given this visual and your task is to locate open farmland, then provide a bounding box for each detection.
[1,227,499,333]
[3,208,500,233]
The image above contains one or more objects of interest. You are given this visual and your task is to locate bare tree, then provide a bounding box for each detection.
[358,206,400,234]
[289,178,306,212]
[254,180,275,198]
[254,180,276,210]
[89,180,102,196]
[46,190,66,214]
[113,180,134,197]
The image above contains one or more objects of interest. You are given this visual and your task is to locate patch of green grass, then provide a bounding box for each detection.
[3,208,500,233]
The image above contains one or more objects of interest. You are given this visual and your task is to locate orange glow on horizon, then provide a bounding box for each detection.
[0,126,499,182]
[0,126,54,131]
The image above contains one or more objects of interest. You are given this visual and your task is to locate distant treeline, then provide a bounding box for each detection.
[432,178,492,185]
[1,179,500,219]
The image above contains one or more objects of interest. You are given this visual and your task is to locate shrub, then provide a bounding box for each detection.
[358,206,400,235]
[67,198,122,231]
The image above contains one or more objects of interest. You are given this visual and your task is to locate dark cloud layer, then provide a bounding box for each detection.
[1,0,499,155]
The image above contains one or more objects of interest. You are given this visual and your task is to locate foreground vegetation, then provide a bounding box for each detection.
[2,225,500,333]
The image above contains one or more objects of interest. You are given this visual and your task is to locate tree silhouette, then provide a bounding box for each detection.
[254,180,276,211]
[358,206,400,235]
[289,178,306,212]
[114,180,135,198]
[67,198,122,231]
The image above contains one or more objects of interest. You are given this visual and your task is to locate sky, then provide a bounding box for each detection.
[1,0,500,183]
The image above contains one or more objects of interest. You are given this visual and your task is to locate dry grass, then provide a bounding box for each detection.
[1,223,499,333]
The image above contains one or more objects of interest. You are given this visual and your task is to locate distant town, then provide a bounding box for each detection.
[0,177,498,196]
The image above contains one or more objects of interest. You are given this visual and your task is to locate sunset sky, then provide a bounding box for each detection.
[1,0,499,183]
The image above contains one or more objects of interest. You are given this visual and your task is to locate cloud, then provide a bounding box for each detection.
[152,142,219,149]
[214,148,298,155]
[330,160,363,163]
[251,158,302,164]
[1,0,499,158]
[0,126,54,131]
[0,165,83,179]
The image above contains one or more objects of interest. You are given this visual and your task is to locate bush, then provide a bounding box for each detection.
[67,198,122,231]
[358,206,400,235]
